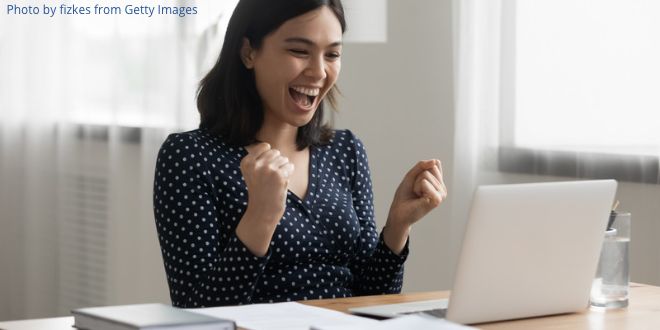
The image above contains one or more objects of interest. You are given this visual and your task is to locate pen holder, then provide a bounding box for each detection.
[590,212,630,309]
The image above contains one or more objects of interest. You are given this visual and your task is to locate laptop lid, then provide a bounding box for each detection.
[446,180,617,324]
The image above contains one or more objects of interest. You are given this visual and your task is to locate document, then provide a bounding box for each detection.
[188,302,378,330]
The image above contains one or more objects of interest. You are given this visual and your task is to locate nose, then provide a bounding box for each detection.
[304,55,327,81]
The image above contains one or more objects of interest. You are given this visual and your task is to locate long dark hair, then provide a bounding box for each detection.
[197,0,346,150]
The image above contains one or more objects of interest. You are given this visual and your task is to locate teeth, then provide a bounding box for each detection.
[291,86,320,97]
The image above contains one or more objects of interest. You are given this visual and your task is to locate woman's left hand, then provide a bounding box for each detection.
[383,159,447,253]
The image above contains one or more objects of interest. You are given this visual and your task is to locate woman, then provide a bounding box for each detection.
[153,0,447,308]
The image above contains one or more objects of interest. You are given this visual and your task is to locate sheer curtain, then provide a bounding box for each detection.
[454,0,660,186]
[451,0,503,266]
[0,2,235,320]
[498,0,660,184]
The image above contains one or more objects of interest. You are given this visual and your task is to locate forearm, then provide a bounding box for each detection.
[235,206,279,257]
[350,232,409,295]
[382,220,411,255]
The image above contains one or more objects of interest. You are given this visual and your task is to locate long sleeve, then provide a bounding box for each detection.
[154,129,411,305]
[345,131,409,296]
[153,133,270,307]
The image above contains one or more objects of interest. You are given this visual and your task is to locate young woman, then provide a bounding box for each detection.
[153,0,447,308]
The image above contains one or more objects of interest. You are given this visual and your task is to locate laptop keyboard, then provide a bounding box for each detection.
[402,308,447,318]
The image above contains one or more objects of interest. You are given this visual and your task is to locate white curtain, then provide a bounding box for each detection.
[453,0,660,184]
[499,0,660,185]
[0,1,235,320]
[450,0,504,268]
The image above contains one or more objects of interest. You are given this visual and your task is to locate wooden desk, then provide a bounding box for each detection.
[1,283,659,329]
[303,282,660,329]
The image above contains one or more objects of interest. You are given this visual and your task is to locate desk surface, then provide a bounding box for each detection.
[304,282,660,329]
[1,283,659,329]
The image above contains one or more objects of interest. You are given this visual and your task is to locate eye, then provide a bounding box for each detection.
[325,52,341,61]
[289,49,309,57]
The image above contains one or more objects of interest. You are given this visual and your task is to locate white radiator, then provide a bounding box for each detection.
[6,126,171,319]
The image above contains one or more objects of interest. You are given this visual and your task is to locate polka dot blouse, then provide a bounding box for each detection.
[153,128,409,308]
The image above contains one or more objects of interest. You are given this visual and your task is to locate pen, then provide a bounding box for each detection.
[607,200,620,230]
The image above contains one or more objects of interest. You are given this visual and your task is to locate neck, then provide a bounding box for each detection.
[255,116,299,154]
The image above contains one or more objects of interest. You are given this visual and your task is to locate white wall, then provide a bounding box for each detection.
[335,0,456,292]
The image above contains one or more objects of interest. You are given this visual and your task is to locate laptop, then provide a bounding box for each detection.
[350,180,617,325]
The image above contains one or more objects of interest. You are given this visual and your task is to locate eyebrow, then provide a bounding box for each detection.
[284,37,342,48]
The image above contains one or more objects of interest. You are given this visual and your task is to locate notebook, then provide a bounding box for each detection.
[350,180,617,325]
[71,303,235,330]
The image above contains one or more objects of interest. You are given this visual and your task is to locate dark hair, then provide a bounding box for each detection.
[197,0,346,150]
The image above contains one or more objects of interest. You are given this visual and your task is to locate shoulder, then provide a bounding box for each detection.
[323,129,370,177]
[327,130,372,189]
[327,129,369,164]
[327,129,366,152]
[160,128,216,152]
[159,129,242,161]
[156,129,246,180]
[156,129,206,174]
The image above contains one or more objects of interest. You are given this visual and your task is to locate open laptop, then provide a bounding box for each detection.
[350,180,617,325]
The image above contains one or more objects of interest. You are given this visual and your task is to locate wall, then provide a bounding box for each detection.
[334,0,456,292]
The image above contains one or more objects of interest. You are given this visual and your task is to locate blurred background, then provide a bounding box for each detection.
[2,0,660,321]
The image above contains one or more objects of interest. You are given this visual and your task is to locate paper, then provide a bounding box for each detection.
[311,314,477,330]
[188,302,378,330]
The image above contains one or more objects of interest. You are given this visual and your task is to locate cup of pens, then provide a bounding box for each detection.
[590,203,630,309]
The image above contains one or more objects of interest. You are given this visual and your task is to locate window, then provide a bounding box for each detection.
[499,0,660,183]
[62,1,239,130]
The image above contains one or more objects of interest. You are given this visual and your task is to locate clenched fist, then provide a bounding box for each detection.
[235,142,294,256]
[240,142,295,224]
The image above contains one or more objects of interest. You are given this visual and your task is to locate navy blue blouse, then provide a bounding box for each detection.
[153,128,408,308]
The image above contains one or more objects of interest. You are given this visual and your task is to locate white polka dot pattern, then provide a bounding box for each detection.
[153,129,408,307]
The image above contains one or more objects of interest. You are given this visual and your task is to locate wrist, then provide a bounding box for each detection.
[382,221,411,255]
[384,221,411,239]
[236,208,278,257]
[385,212,410,232]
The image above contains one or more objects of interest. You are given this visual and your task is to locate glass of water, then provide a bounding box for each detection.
[590,212,630,309]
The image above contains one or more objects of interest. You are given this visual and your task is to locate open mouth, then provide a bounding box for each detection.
[289,86,319,109]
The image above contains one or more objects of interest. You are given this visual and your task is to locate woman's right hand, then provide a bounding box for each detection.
[236,143,294,256]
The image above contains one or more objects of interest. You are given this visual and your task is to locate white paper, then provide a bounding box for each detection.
[311,314,477,330]
[188,302,378,330]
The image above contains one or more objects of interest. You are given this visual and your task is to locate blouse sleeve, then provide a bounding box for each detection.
[345,131,409,296]
[153,134,270,307]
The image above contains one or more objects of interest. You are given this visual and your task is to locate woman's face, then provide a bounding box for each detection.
[242,6,342,128]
